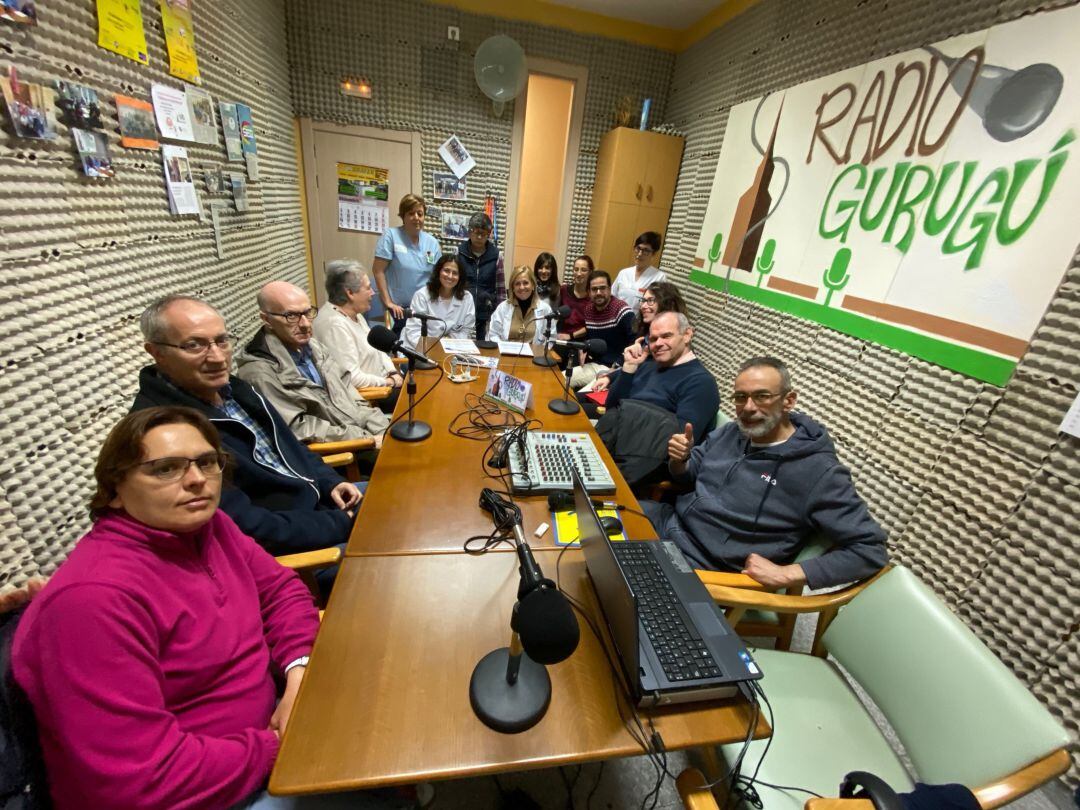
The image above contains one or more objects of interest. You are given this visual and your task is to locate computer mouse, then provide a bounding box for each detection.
[599,515,623,535]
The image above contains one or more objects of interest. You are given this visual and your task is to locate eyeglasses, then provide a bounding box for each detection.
[634,246,654,255]
[640,296,658,305]
[153,335,237,356]
[730,390,786,405]
[264,307,318,323]
[129,452,227,481]
[589,285,609,293]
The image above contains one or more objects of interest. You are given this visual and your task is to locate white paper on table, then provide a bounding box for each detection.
[151,84,195,141]
[1059,391,1080,439]
[440,338,480,354]
[497,341,533,357]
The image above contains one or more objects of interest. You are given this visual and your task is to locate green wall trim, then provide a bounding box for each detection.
[689,270,1018,386]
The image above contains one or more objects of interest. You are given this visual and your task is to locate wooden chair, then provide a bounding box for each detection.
[357,385,392,403]
[675,565,1071,809]
[306,437,376,482]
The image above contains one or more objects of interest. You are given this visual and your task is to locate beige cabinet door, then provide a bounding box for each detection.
[641,134,684,212]
[593,201,641,273]
[604,129,652,206]
[300,120,421,305]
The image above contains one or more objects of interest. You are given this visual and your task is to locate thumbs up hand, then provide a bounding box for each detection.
[668,422,694,463]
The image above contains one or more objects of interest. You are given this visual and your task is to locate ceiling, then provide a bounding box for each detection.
[540,0,728,30]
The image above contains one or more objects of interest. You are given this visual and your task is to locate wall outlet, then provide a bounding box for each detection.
[447,25,460,41]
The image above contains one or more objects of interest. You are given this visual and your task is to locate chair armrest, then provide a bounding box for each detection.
[676,768,718,810]
[392,357,408,369]
[703,566,891,615]
[974,748,1071,810]
[276,546,342,571]
[307,438,377,454]
[804,801,872,810]
[695,570,770,592]
[319,452,354,468]
[357,385,392,402]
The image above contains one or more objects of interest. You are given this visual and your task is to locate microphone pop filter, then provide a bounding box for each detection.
[584,338,607,357]
[367,324,398,353]
[516,587,580,665]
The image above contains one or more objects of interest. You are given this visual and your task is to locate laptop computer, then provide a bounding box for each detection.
[573,468,762,707]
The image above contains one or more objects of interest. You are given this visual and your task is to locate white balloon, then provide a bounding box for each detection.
[474,35,527,103]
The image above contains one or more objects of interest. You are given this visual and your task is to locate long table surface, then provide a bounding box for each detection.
[346,343,657,556]
[269,552,769,795]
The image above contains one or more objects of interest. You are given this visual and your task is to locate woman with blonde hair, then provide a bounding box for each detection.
[487,265,553,343]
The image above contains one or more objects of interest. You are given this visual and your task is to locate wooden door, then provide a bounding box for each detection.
[299,120,422,305]
[636,205,672,265]
[594,201,640,274]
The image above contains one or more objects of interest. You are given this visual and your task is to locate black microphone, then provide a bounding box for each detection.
[506,523,579,664]
[551,337,607,357]
[401,308,445,323]
[538,305,571,322]
[367,324,430,366]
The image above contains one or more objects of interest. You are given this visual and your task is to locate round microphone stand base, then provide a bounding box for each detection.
[469,648,551,734]
[548,397,581,416]
[531,353,558,367]
[412,358,438,371]
[389,420,432,442]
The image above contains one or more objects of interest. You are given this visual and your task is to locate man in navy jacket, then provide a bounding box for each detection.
[644,356,887,590]
[130,295,360,559]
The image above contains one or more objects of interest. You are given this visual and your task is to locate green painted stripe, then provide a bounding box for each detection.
[690,270,1018,386]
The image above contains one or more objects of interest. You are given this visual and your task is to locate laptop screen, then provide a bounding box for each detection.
[572,468,641,697]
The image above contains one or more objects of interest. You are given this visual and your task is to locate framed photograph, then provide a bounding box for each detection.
[442,211,471,240]
[72,128,114,178]
[433,171,466,201]
[115,94,159,149]
[1,0,37,25]
[1,68,57,140]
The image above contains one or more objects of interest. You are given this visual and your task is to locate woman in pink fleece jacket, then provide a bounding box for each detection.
[12,406,321,809]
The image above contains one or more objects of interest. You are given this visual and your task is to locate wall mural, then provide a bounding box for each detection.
[691,5,1080,385]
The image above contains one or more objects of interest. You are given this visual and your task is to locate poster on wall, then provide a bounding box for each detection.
[691,4,1080,386]
[185,86,216,144]
[337,162,389,233]
[96,0,149,65]
[218,101,242,160]
[116,94,159,149]
[1,0,37,26]
[151,83,194,141]
[162,144,199,214]
[235,102,258,180]
[160,0,201,85]
[1,68,57,139]
[438,134,475,179]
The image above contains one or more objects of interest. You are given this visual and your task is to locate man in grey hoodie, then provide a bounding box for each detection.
[642,356,887,589]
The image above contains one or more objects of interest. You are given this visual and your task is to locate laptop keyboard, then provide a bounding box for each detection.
[611,543,722,682]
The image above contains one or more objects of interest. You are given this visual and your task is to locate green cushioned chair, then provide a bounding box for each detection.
[685,565,1071,809]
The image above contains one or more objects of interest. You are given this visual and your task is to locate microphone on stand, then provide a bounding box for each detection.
[470,489,580,733]
[367,325,433,442]
[549,338,606,416]
[533,305,571,368]
[475,291,498,348]
[399,309,441,370]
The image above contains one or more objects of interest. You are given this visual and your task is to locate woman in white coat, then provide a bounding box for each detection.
[488,265,553,344]
[402,255,476,350]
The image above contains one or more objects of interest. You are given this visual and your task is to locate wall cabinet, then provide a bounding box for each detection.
[586,128,685,273]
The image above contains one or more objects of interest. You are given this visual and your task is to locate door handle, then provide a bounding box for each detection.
[635,183,643,200]
[646,185,653,202]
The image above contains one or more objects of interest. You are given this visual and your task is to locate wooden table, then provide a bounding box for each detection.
[269,553,769,795]
[346,346,657,556]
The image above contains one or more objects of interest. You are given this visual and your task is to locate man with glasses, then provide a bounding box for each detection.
[132,294,362,565]
[580,269,636,371]
[643,356,888,590]
[235,281,388,446]
[456,211,504,340]
[611,231,666,315]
